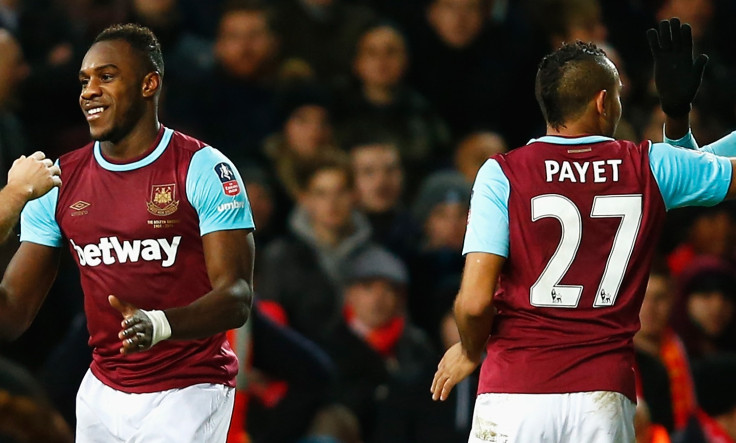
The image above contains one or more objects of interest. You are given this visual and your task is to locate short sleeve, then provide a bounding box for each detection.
[701,131,736,157]
[20,185,62,247]
[462,159,510,257]
[663,129,698,150]
[186,147,255,236]
[649,142,732,210]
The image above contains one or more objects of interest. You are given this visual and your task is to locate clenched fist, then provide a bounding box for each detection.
[7,151,62,201]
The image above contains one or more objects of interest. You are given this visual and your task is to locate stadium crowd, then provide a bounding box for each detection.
[1,0,736,442]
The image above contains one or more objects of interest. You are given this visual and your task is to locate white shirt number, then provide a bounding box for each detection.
[530,194,643,308]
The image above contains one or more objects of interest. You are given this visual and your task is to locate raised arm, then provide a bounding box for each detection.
[647,17,707,138]
[0,152,61,243]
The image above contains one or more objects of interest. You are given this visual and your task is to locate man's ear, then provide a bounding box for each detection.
[142,72,161,98]
[595,89,608,116]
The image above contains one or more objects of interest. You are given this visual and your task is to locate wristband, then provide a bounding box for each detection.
[142,309,172,347]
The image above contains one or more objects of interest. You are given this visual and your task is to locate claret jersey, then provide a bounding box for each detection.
[464,135,732,401]
[20,126,255,393]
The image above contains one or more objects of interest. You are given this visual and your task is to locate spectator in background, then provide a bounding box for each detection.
[371,308,476,442]
[634,263,697,433]
[453,130,507,184]
[9,0,84,157]
[0,29,29,183]
[671,258,736,361]
[536,0,607,53]
[408,0,532,146]
[264,83,340,203]
[408,171,470,342]
[272,0,375,84]
[674,353,736,443]
[178,0,280,166]
[227,307,334,443]
[666,204,736,276]
[127,0,215,126]
[258,155,373,343]
[127,0,213,79]
[321,246,435,441]
[334,21,450,179]
[349,139,417,260]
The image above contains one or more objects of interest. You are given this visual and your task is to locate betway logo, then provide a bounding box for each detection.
[217,201,245,212]
[70,236,181,268]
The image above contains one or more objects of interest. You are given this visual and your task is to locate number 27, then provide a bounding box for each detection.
[530,194,642,308]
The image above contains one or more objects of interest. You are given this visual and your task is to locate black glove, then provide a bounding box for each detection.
[647,18,708,117]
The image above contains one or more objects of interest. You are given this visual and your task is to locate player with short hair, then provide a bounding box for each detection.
[0,24,255,442]
[431,19,736,442]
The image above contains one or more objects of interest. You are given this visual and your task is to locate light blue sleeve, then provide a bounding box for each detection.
[702,131,736,156]
[649,141,732,210]
[663,130,698,150]
[19,185,62,247]
[186,147,255,236]
[462,159,510,257]
[665,129,736,157]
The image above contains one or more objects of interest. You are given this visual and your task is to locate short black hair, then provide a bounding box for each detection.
[535,41,615,130]
[94,23,164,78]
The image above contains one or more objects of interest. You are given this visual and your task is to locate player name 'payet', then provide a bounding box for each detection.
[544,159,622,183]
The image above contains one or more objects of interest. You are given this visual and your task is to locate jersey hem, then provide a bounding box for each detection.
[89,365,236,394]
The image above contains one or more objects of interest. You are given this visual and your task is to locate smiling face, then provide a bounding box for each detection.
[79,40,155,142]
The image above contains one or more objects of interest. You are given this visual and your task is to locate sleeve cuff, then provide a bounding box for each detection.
[663,128,698,150]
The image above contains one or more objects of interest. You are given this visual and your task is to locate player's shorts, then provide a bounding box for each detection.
[75,369,235,443]
[469,391,635,443]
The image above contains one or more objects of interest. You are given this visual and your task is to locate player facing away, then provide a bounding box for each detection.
[431,20,736,443]
[0,24,256,442]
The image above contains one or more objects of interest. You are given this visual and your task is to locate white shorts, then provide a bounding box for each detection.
[76,369,235,443]
[469,391,635,443]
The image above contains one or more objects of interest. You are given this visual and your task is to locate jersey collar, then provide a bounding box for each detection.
[94,127,174,172]
[527,135,614,145]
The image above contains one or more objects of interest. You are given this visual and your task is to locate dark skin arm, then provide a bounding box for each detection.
[431,252,505,401]
[112,229,255,354]
[0,243,61,341]
[663,115,691,141]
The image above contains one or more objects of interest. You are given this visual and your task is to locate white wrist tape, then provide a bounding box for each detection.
[143,309,172,347]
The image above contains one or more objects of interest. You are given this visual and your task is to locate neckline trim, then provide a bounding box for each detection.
[94,127,174,172]
[527,135,614,146]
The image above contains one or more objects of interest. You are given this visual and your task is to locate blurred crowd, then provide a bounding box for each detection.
[1,0,736,442]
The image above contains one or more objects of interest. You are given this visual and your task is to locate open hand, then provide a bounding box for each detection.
[109,295,153,355]
[430,342,481,401]
[646,18,708,117]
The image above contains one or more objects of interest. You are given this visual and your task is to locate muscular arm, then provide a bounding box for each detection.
[165,229,255,339]
[663,115,690,141]
[0,184,35,244]
[454,252,505,361]
[0,243,61,341]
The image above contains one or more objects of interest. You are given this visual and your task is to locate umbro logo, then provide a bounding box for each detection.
[70,201,90,211]
[70,201,90,216]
